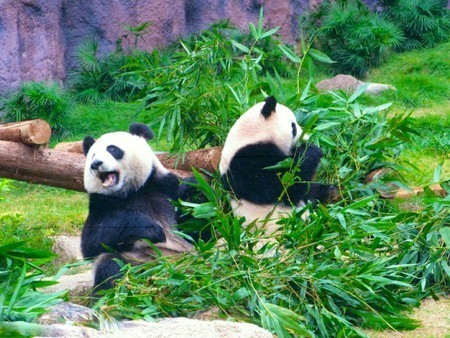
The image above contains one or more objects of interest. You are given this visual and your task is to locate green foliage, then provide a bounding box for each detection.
[2,81,72,136]
[302,0,404,77]
[129,11,330,153]
[381,0,450,51]
[69,37,145,103]
[299,85,416,187]
[94,171,449,337]
[0,241,65,322]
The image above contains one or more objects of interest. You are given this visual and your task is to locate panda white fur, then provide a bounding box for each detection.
[220,96,337,234]
[82,123,193,291]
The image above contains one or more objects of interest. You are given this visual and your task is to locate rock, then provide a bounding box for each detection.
[111,318,274,338]
[0,0,312,95]
[316,74,364,92]
[52,235,83,263]
[364,83,396,95]
[316,74,395,95]
[38,302,96,326]
[42,270,92,297]
[5,317,273,337]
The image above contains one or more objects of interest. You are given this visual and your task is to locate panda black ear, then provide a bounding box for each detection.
[261,96,277,118]
[129,123,154,140]
[82,136,96,156]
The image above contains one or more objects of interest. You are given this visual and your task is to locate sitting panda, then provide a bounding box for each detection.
[81,123,194,291]
[220,96,338,234]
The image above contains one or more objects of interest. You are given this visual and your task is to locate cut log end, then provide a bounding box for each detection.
[0,119,52,145]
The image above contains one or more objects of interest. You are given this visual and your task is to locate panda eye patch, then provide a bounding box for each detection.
[291,122,297,138]
[107,145,124,160]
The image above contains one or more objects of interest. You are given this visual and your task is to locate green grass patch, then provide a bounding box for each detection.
[63,100,145,142]
[366,42,450,111]
[0,181,86,250]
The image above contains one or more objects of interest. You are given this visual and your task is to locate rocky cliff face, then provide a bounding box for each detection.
[0,0,314,94]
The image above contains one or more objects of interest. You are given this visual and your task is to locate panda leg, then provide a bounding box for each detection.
[93,253,125,293]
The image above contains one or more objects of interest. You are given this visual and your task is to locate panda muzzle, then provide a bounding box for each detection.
[98,171,119,188]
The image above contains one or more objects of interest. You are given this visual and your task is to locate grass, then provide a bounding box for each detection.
[0,35,449,337]
[363,42,450,187]
[0,181,86,251]
[61,100,146,143]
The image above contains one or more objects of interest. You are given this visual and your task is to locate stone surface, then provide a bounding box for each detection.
[38,302,96,326]
[316,74,395,95]
[52,235,83,263]
[0,0,315,95]
[42,270,92,296]
[18,317,273,337]
[316,74,363,92]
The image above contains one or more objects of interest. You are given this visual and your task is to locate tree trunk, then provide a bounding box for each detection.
[0,140,85,191]
[0,119,52,145]
[157,146,222,172]
[53,141,223,172]
[53,141,84,154]
[0,141,193,192]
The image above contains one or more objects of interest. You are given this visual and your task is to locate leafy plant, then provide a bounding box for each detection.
[69,37,145,103]
[136,10,332,153]
[93,169,449,337]
[2,81,72,136]
[0,241,65,322]
[381,0,450,51]
[302,0,404,77]
[299,85,416,188]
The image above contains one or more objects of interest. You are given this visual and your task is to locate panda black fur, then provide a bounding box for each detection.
[220,96,337,233]
[82,123,193,291]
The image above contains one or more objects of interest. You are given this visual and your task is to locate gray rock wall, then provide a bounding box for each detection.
[0,0,314,94]
[2,0,448,94]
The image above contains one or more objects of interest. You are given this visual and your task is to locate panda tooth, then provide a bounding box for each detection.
[102,173,117,187]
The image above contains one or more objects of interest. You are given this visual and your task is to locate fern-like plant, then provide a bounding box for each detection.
[302,0,404,77]
[381,0,450,51]
[2,81,72,136]
[69,37,145,103]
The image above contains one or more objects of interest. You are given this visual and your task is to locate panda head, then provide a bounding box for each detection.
[220,96,307,172]
[82,123,166,196]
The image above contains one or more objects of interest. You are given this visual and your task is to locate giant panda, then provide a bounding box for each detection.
[81,123,193,292]
[220,96,337,234]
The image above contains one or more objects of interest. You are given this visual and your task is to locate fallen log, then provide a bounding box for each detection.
[158,146,222,172]
[53,140,223,172]
[0,119,52,145]
[0,140,192,192]
[53,141,84,154]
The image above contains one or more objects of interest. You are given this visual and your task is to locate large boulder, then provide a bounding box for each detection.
[0,0,312,95]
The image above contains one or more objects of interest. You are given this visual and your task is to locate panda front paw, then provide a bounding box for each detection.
[143,224,167,244]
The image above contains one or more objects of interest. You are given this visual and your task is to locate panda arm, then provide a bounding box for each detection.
[292,143,323,181]
[224,143,291,204]
[81,210,166,258]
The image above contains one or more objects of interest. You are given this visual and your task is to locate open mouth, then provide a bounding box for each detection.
[98,171,119,188]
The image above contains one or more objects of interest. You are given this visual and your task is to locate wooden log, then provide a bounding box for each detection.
[158,146,222,172]
[364,168,447,198]
[0,119,52,145]
[0,140,193,192]
[53,141,84,154]
[53,140,223,172]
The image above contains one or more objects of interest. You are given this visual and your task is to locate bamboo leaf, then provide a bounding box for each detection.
[278,45,302,63]
[231,40,250,54]
[308,48,335,64]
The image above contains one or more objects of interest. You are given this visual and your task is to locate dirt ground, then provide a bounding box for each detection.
[365,297,450,338]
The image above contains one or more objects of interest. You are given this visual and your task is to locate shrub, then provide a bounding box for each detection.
[381,0,450,51]
[93,170,450,337]
[2,81,72,136]
[69,37,146,103]
[299,85,416,188]
[301,0,404,77]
